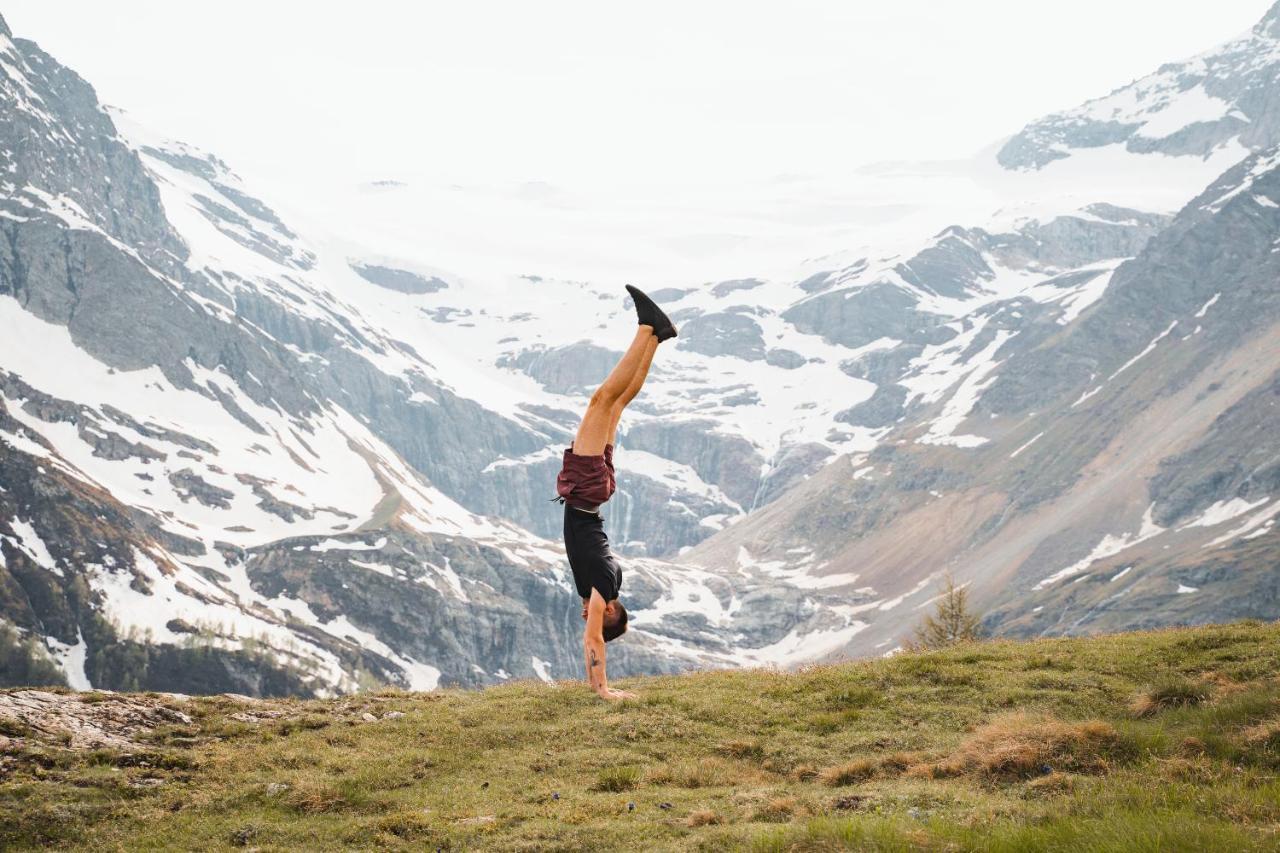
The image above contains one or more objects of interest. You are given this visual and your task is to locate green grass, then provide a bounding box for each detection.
[3,621,1280,850]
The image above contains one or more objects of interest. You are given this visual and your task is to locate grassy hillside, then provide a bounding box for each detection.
[3,622,1279,851]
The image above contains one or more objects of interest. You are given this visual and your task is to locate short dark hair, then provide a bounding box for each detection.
[603,602,628,642]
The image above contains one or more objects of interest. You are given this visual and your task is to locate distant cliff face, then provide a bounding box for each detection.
[999,2,1280,170]
[686,148,1280,656]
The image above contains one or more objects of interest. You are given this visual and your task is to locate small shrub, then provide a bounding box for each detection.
[911,573,985,650]
[1132,677,1212,717]
[686,809,721,827]
[593,765,641,792]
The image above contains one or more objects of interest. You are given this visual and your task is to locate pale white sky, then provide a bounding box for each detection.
[6,1,1270,188]
[4,2,1273,282]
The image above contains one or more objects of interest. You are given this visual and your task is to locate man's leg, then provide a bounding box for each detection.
[605,333,658,445]
[573,326,655,456]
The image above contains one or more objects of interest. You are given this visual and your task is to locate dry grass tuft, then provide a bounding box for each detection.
[819,757,877,786]
[1131,677,1212,718]
[1179,736,1208,756]
[878,751,921,773]
[752,796,802,822]
[790,764,819,782]
[720,739,765,759]
[1241,716,1280,748]
[904,761,943,780]
[1024,771,1075,797]
[685,809,721,827]
[1158,757,1222,784]
[927,712,1120,780]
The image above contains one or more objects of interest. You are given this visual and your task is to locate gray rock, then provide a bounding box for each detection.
[675,312,767,361]
[711,278,764,298]
[783,282,953,349]
[765,349,806,370]
[497,342,622,395]
[351,263,448,294]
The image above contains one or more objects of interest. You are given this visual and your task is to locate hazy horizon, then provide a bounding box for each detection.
[5,1,1274,282]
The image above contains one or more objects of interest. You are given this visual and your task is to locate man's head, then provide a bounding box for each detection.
[602,600,628,642]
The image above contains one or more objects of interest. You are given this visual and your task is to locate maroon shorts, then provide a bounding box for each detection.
[555,443,615,508]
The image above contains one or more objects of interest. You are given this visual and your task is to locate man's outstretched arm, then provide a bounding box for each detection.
[583,590,634,701]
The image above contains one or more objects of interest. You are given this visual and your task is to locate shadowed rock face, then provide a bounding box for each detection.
[350,263,448,294]
[623,419,762,511]
[675,312,767,361]
[497,342,622,395]
[710,278,764,298]
[784,281,954,349]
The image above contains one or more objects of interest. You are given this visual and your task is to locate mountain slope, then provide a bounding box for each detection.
[683,144,1280,655]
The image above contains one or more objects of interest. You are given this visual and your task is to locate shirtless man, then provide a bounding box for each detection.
[554,285,676,700]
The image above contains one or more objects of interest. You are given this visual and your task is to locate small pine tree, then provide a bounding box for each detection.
[913,573,984,649]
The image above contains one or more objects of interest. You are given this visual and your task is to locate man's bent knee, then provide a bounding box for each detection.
[589,387,621,408]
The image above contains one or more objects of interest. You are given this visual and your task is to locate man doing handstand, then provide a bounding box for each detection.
[554,285,677,701]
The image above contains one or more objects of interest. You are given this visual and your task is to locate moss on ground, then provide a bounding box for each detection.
[3,621,1280,851]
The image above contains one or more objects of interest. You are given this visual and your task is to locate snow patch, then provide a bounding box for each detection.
[531,656,554,683]
[1009,431,1044,459]
[1035,505,1164,589]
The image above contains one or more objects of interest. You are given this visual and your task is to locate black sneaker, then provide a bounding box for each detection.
[625,284,678,342]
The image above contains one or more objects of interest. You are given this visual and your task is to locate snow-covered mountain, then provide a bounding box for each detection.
[3,3,1280,694]
[999,4,1280,171]
[682,6,1280,653]
[0,14,865,694]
